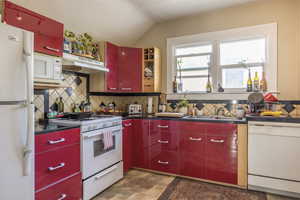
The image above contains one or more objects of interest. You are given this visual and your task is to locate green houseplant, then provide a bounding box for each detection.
[177,99,189,114]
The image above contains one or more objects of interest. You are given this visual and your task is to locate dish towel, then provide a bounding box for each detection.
[103,131,113,150]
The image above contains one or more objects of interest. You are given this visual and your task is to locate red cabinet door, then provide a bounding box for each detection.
[122,119,133,173]
[105,42,119,92]
[34,17,64,57]
[205,123,238,185]
[132,119,150,169]
[3,1,64,57]
[179,122,206,179]
[35,173,82,200]
[118,47,142,92]
[35,144,81,191]
[3,1,40,32]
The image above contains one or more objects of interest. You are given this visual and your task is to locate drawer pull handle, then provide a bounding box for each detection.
[95,166,118,180]
[124,123,132,127]
[48,162,65,171]
[189,137,202,141]
[109,88,117,90]
[157,125,169,129]
[210,139,224,143]
[158,140,169,144]
[48,138,65,144]
[44,46,60,52]
[57,194,67,200]
[158,160,169,165]
[121,88,132,90]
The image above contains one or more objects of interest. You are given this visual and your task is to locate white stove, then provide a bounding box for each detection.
[51,115,123,200]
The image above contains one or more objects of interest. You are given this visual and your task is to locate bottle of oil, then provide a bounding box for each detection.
[260,72,267,92]
[58,97,64,113]
[206,75,212,93]
[247,69,253,92]
[253,72,260,92]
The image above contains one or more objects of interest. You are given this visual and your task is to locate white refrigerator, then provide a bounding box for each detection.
[0,23,34,200]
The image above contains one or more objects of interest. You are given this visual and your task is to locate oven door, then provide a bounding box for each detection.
[82,125,122,179]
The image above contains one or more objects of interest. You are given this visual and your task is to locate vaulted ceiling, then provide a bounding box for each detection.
[8,0,257,45]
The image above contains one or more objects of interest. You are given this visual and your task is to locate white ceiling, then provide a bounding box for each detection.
[9,0,257,45]
[129,0,258,22]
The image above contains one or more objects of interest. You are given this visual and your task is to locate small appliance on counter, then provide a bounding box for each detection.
[128,104,142,115]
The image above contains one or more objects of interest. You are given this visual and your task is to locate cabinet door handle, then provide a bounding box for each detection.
[48,138,65,144]
[189,137,202,141]
[44,46,60,52]
[124,123,132,127]
[158,140,169,144]
[48,162,65,171]
[109,87,117,90]
[121,88,132,90]
[210,139,225,143]
[157,125,169,128]
[57,194,67,200]
[158,160,169,165]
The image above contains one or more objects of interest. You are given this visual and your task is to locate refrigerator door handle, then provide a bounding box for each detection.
[23,31,34,176]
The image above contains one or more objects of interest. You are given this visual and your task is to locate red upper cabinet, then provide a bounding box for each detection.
[105,42,119,92]
[3,0,64,57]
[204,123,238,185]
[118,47,142,92]
[122,119,133,173]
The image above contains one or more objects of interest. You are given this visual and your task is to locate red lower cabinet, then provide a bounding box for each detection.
[204,123,238,184]
[35,173,82,200]
[150,148,179,174]
[132,119,150,169]
[123,120,133,173]
[35,128,82,199]
[179,122,206,179]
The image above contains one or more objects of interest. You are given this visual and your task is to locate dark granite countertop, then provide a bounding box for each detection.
[35,122,80,135]
[122,114,247,124]
[246,115,300,123]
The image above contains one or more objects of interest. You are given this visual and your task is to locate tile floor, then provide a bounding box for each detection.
[93,170,298,200]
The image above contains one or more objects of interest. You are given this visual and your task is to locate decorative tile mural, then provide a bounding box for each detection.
[34,94,44,122]
[48,72,88,113]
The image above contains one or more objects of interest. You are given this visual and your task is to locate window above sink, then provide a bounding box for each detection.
[167,23,278,100]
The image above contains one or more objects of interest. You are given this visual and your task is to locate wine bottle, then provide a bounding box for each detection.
[206,75,212,93]
[173,76,178,93]
[253,72,260,92]
[260,72,267,92]
[247,69,253,92]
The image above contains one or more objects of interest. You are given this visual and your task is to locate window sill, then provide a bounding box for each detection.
[167,91,280,100]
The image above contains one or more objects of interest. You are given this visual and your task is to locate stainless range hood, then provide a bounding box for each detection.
[62,53,109,73]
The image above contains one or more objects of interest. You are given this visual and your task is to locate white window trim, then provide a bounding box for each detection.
[167,23,278,100]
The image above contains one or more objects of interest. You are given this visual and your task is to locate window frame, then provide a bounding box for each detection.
[167,23,277,100]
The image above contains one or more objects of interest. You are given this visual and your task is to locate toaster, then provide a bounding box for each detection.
[128,104,142,115]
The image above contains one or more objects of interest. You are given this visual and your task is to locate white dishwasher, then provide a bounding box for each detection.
[248,121,300,198]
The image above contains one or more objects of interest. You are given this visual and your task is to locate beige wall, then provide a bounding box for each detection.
[136,0,300,100]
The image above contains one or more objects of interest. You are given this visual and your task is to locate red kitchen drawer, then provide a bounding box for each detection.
[150,131,178,151]
[35,128,80,154]
[150,149,178,174]
[206,123,237,136]
[35,173,82,200]
[35,144,80,190]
